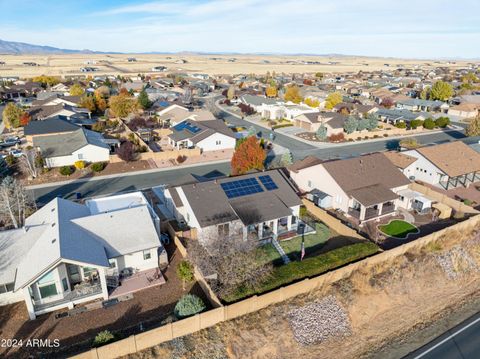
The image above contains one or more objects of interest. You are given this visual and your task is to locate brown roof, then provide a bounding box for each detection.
[450,103,479,112]
[288,156,323,173]
[349,184,398,206]
[322,153,410,195]
[383,151,417,169]
[416,142,480,177]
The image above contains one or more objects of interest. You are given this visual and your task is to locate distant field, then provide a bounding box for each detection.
[0,53,473,78]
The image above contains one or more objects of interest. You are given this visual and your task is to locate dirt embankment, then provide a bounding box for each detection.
[124,226,480,359]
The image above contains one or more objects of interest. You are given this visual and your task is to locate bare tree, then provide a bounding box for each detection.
[187,235,273,298]
[205,98,222,119]
[182,87,193,105]
[20,149,41,179]
[0,176,35,228]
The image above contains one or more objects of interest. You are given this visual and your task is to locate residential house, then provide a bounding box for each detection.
[393,142,480,190]
[34,127,111,168]
[24,116,82,143]
[294,112,347,135]
[29,103,91,121]
[448,103,479,119]
[395,98,449,113]
[158,169,302,244]
[167,119,236,151]
[375,108,428,125]
[31,95,82,108]
[289,153,411,224]
[0,192,166,319]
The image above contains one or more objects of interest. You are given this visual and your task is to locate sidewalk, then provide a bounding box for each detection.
[26,158,231,190]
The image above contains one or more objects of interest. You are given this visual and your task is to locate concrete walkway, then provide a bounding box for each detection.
[399,208,416,224]
[272,238,291,264]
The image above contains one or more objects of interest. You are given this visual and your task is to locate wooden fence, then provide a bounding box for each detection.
[70,213,480,359]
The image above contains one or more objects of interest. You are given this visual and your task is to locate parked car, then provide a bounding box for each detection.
[8,149,23,158]
[0,136,21,148]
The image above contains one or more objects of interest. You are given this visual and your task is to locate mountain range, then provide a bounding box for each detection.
[0,39,101,55]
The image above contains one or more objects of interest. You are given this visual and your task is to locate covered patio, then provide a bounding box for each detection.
[347,184,398,222]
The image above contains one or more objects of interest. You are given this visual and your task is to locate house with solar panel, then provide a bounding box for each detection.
[167,119,236,151]
[158,169,302,244]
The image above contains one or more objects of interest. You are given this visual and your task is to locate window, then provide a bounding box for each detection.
[218,223,230,237]
[62,278,69,291]
[5,283,14,292]
[78,153,84,160]
[143,249,151,260]
[108,259,116,268]
[216,140,222,145]
[308,180,312,188]
[0,283,14,294]
[82,267,96,278]
[39,283,58,299]
[38,270,55,285]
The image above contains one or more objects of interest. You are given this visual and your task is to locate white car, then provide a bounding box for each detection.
[8,149,23,158]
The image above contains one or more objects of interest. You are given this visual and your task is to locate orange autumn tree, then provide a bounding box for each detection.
[231,136,266,175]
[19,112,31,126]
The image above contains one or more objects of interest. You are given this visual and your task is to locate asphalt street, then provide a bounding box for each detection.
[405,311,480,359]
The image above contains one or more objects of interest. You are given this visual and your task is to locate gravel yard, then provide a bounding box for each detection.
[288,295,351,345]
[434,245,478,279]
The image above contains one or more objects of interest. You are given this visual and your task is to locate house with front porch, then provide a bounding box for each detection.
[400,141,480,190]
[289,153,411,224]
[160,169,302,244]
[0,192,167,320]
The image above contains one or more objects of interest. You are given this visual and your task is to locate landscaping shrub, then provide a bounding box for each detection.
[176,155,187,163]
[272,123,293,129]
[383,133,389,137]
[4,154,16,166]
[92,330,115,348]
[137,145,148,153]
[238,103,255,115]
[395,121,407,129]
[423,118,436,129]
[59,166,74,176]
[435,116,450,128]
[174,294,206,319]
[328,133,345,142]
[177,260,194,290]
[74,160,85,170]
[91,162,106,172]
[116,141,137,162]
[91,121,106,133]
[410,119,424,129]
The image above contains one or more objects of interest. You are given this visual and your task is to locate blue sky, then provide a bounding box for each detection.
[0,0,479,58]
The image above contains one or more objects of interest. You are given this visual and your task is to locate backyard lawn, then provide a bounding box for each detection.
[280,223,331,260]
[379,220,418,239]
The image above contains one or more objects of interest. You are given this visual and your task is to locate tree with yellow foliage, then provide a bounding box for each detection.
[266,86,278,98]
[284,85,303,104]
[304,98,320,108]
[33,75,59,88]
[325,92,343,109]
[69,83,85,96]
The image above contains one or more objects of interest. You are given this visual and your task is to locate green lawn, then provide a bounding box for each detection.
[222,241,380,303]
[280,223,331,260]
[256,243,283,266]
[379,220,418,238]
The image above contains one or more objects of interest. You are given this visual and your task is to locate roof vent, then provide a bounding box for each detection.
[51,207,55,212]
[51,222,56,227]
[51,238,57,244]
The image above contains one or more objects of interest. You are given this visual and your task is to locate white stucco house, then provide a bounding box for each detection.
[388,141,480,190]
[0,192,166,319]
[33,128,111,168]
[289,153,411,224]
[168,119,236,152]
[157,169,302,245]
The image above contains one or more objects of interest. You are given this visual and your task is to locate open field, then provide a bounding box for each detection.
[0,54,475,78]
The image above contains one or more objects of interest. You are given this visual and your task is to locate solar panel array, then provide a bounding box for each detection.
[173,121,202,134]
[259,175,278,190]
[221,178,264,199]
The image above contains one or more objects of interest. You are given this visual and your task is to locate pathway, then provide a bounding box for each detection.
[272,238,291,264]
[399,208,416,224]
